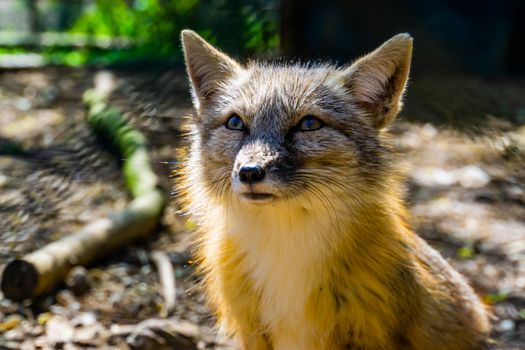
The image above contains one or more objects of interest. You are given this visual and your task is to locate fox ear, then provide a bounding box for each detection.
[181,30,242,108]
[339,33,413,129]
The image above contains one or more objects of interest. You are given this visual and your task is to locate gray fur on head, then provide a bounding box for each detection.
[180,29,412,203]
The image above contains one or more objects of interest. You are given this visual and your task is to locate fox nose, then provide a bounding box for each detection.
[239,165,266,184]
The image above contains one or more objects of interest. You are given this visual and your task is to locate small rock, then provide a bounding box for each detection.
[140,265,152,275]
[411,165,491,189]
[123,276,135,288]
[46,315,74,344]
[110,324,136,336]
[29,324,44,337]
[4,327,25,341]
[455,165,491,188]
[63,343,77,350]
[0,340,20,350]
[20,340,37,350]
[496,319,516,333]
[14,97,32,111]
[0,299,17,314]
[109,291,125,306]
[73,325,101,343]
[56,290,80,311]
[421,123,438,139]
[411,167,456,187]
[65,266,92,296]
[31,336,48,348]
[71,312,97,327]
[49,305,71,318]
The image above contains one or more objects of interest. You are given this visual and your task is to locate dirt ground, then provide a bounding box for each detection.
[0,67,524,349]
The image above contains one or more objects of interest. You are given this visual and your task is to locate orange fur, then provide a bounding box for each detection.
[177,30,491,349]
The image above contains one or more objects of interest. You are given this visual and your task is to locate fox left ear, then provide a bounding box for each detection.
[339,34,413,129]
[181,30,243,109]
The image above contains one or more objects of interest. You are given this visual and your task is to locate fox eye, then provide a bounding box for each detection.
[297,115,323,131]
[225,114,245,131]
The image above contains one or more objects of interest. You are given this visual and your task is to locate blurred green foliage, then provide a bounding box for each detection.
[59,0,279,65]
[484,292,509,305]
[456,245,475,259]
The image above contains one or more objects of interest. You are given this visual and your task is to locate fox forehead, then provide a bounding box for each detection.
[205,63,360,133]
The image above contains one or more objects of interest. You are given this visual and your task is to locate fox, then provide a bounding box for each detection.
[177,29,491,350]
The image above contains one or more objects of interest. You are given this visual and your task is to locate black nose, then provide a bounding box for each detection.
[239,165,266,184]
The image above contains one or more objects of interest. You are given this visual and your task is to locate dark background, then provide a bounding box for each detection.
[282,0,525,77]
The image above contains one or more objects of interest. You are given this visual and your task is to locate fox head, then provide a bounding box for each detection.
[180,30,412,210]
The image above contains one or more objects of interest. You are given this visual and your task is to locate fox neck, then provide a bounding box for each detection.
[222,187,412,264]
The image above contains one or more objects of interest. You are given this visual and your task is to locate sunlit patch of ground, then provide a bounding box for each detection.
[392,121,525,349]
[0,67,523,349]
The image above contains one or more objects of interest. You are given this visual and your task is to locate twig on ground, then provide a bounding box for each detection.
[151,250,177,317]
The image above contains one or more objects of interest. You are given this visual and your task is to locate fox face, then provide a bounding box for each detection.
[181,30,412,208]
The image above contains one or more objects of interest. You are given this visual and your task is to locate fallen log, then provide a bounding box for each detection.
[1,72,167,301]
[1,190,164,300]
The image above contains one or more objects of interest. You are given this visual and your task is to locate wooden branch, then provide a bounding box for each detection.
[151,251,177,316]
[0,73,166,301]
[112,318,201,350]
[1,190,165,300]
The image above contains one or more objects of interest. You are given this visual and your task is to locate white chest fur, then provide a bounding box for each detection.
[225,202,335,341]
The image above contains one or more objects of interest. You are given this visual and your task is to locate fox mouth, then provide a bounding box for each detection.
[240,192,276,203]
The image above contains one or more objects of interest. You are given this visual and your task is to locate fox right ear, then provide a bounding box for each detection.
[181,30,242,108]
[339,33,413,129]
